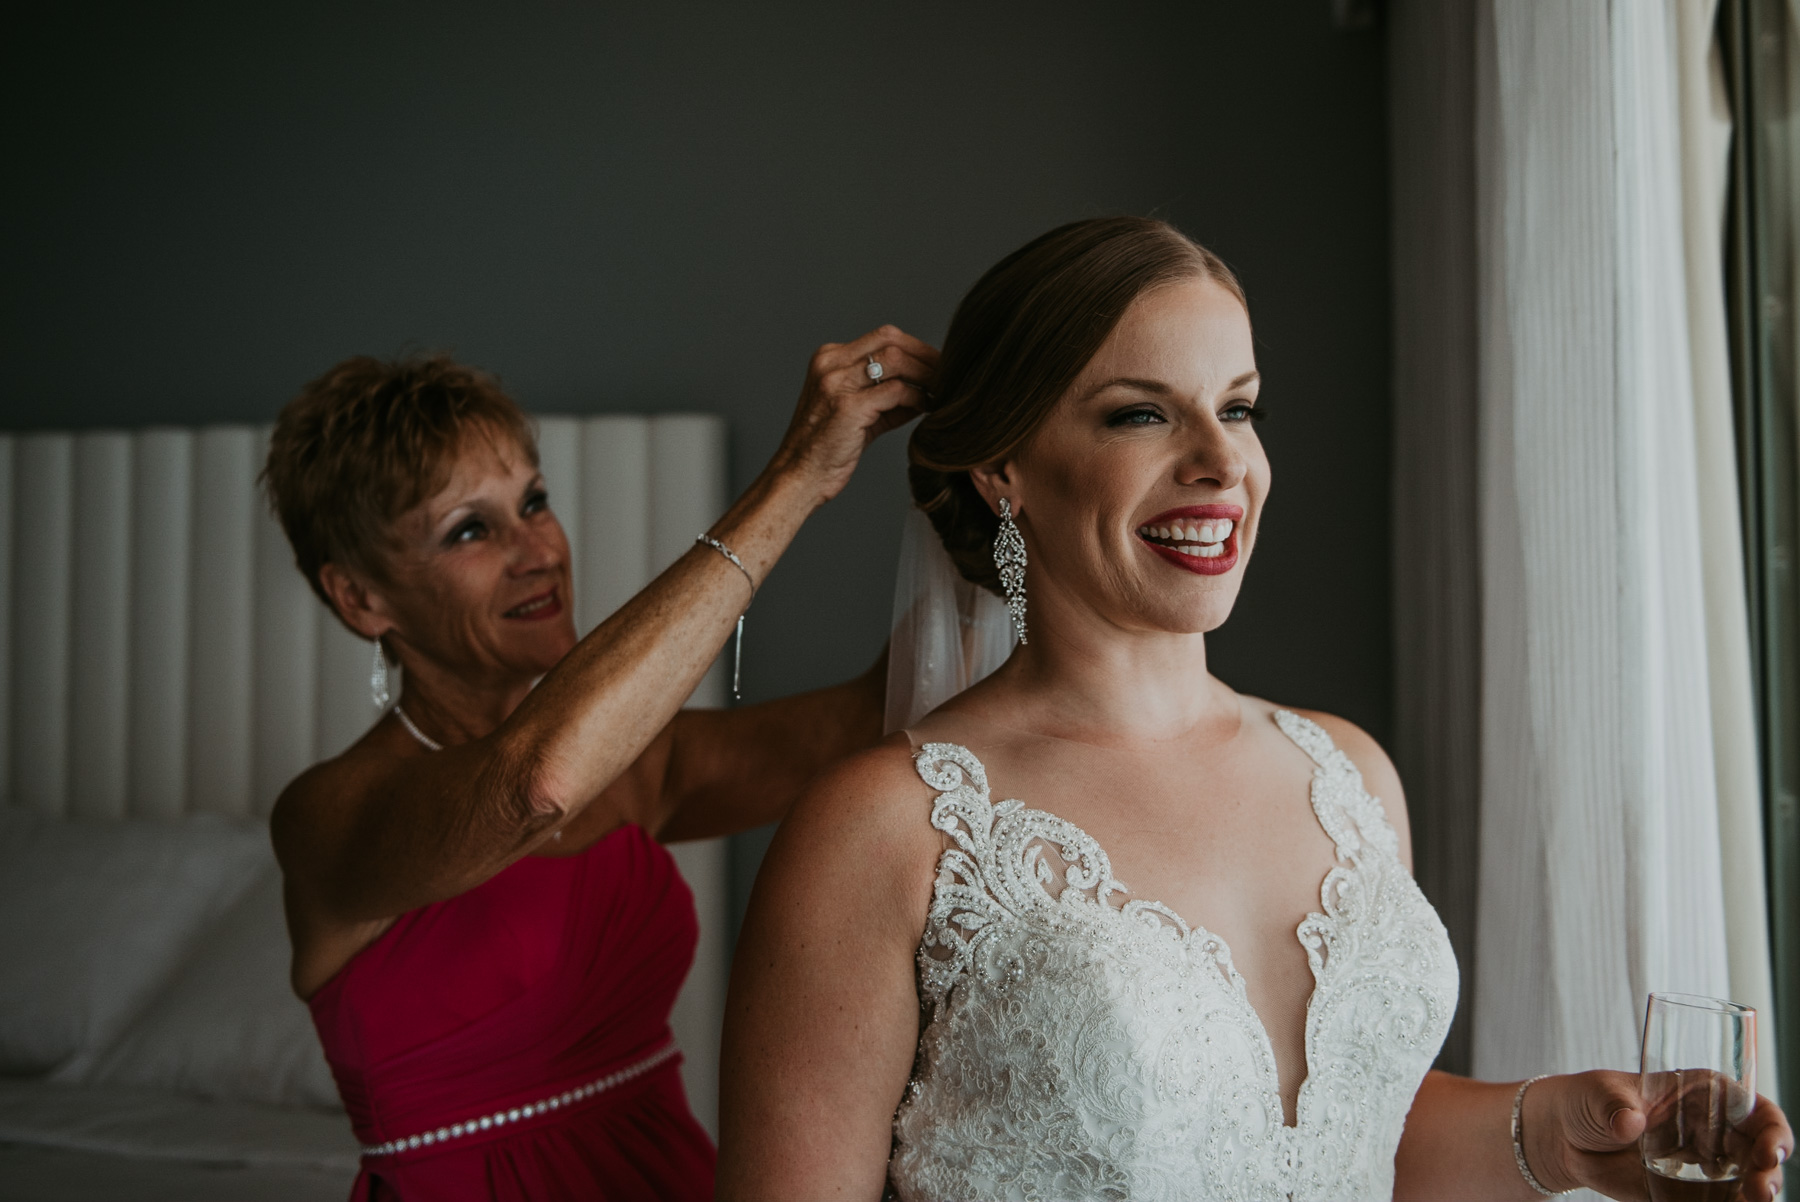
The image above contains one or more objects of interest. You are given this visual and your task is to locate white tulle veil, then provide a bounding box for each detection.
[883,505,1018,734]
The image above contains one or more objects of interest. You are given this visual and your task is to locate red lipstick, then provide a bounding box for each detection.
[1137,504,1244,577]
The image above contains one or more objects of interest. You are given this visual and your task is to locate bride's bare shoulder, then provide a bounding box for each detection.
[761,734,943,876]
[744,733,944,943]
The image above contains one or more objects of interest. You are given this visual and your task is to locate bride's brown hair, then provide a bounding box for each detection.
[908,216,1245,594]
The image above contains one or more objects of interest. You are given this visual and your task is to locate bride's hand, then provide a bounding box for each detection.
[765,325,939,508]
[1523,1070,1791,1200]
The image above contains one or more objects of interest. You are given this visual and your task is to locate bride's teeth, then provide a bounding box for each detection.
[1188,520,1235,546]
[1179,544,1197,556]
[1182,525,1198,541]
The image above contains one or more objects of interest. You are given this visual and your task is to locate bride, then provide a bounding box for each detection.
[715,218,1792,1201]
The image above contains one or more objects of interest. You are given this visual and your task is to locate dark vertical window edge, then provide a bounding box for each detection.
[1722,0,1799,1106]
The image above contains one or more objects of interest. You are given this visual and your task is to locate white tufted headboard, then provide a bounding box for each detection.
[0,413,728,817]
[0,412,732,1134]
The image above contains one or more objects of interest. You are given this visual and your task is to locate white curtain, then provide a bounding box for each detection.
[1471,0,1744,1109]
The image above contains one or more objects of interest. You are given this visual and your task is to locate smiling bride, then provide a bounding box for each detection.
[715,218,1792,1201]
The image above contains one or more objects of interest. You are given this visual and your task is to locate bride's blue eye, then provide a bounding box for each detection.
[1222,402,1265,424]
[1107,408,1165,427]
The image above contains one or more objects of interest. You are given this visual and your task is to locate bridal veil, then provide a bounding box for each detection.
[882,506,1016,734]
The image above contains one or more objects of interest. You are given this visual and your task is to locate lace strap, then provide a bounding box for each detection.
[912,744,998,1005]
[1272,709,1352,772]
[1272,709,1401,861]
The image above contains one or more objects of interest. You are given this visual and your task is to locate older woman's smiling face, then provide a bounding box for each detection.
[376,432,579,686]
[985,276,1268,639]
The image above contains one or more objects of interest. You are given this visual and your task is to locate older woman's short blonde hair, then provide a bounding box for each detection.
[263,352,538,610]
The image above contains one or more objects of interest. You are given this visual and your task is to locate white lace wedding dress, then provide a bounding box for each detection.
[888,710,1458,1202]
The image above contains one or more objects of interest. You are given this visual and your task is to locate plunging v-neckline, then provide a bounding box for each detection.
[896,710,1457,1201]
[925,711,1373,1133]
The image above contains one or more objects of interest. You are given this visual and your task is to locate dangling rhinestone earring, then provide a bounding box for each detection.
[370,636,391,709]
[993,498,1029,645]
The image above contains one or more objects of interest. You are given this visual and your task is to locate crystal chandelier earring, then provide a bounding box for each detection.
[370,636,391,709]
[993,498,1029,644]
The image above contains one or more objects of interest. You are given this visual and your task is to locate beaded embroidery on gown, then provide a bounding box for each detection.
[889,710,1458,1202]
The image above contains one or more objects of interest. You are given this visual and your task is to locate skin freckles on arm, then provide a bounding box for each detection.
[545,649,889,851]
[715,737,941,1200]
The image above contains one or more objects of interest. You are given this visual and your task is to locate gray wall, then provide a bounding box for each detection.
[4,3,1391,934]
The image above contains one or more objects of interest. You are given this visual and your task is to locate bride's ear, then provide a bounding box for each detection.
[967,461,1020,517]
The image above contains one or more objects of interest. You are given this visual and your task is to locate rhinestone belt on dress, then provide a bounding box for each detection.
[360,1040,680,1158]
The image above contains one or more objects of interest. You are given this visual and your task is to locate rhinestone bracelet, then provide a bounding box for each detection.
[697,533,755,701]
[361,1041,678,1158]
[1511,1074,1574,1195]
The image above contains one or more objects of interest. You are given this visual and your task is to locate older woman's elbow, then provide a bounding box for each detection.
[500,740,583,831]
[458,736,569,845]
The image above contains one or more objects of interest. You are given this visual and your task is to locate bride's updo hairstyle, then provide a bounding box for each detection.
[909,216,1245,594]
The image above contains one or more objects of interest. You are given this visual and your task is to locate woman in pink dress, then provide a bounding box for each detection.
[263,328,934,1200]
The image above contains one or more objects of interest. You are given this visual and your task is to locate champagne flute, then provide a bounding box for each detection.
[1640,992,1758,1201]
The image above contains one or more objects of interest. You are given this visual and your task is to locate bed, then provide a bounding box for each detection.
[0,415,731,1200]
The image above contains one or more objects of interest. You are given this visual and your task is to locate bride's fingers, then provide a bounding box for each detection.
[1743,1099,1791,1200]
[1572,1146,1653,1202]
[1560,1071,1646,1152]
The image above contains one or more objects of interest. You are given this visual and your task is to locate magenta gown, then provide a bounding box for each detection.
[308,824,716,1200]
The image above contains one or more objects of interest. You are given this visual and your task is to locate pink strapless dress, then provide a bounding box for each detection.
[308,824,715,1200]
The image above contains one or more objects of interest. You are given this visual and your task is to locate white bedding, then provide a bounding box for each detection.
[0,808,270,1074]
[0,1079,359,1172]
[53,867,341,1109]
[0,1142,355,1202]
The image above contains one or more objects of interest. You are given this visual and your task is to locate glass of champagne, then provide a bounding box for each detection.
[1640,992,1758,1201]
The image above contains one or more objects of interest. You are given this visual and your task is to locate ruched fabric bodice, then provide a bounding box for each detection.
[890,711,1458,1202]
[308,823,714,1201]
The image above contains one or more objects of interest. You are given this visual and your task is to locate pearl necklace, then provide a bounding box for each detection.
[393,704,443,752]
[395,703,560,840]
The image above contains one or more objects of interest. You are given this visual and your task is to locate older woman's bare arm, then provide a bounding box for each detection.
[716,739,937,1199]
[645,646,888,843]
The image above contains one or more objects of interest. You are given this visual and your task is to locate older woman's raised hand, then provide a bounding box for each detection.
[1522,1070,1790,1201]
[766,324,939,507]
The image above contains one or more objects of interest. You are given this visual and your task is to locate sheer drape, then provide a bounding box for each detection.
[1392,0,1781,1138]
[1473,0,1731,1098]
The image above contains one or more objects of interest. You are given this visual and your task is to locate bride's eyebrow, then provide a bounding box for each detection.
[1084,376,1174,400]
[1083,369,1261,402]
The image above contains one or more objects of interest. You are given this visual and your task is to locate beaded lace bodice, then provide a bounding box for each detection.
[889,710,1457,1202]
